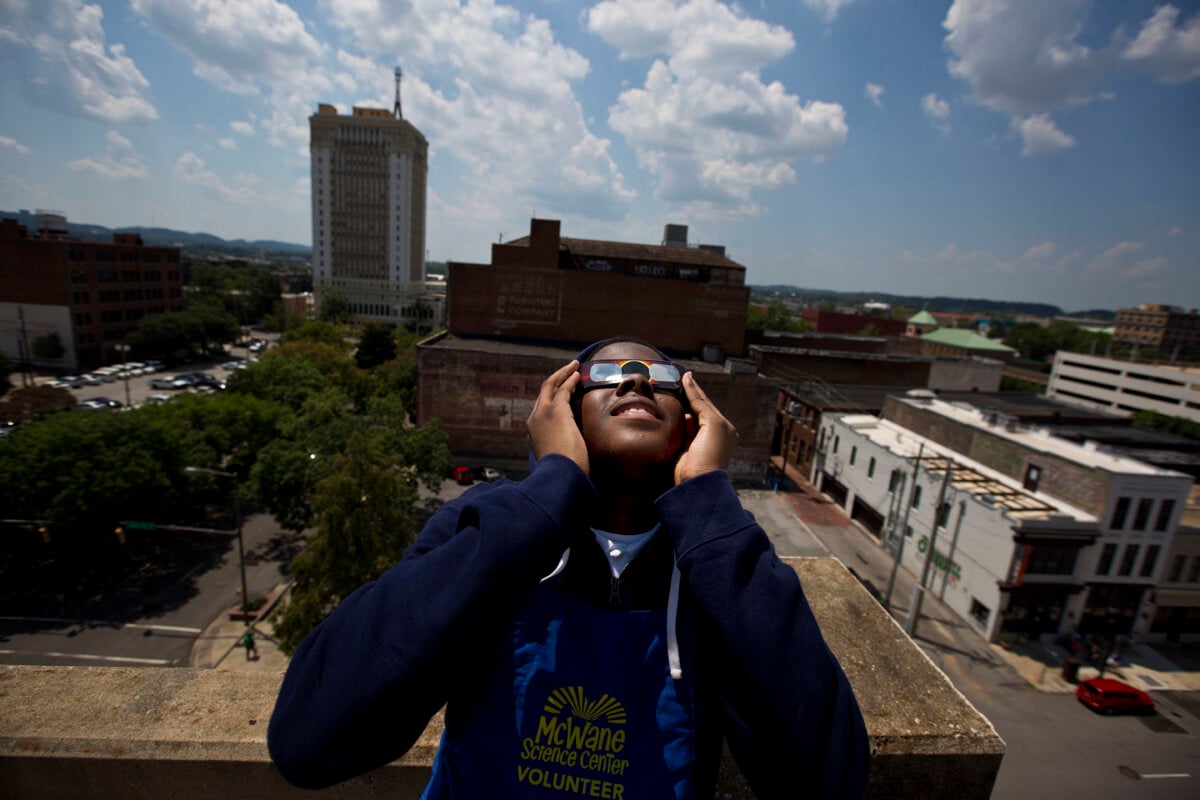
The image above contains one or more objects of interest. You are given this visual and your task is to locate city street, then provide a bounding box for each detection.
[0,512,299,668]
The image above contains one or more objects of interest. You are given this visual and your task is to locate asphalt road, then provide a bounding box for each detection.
[0,513,298,668]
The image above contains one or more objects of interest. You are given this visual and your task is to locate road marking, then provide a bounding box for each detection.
[0,649,171,666]
[0,616,201,635]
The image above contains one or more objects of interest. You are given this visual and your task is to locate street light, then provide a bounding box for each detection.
[185,465,249,626]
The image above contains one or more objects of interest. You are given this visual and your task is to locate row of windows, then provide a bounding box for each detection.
[1167,554,1200,583]
[1109,496,1175,532]
[1095,542,1162,578]
[66,250,176,263]
[69,269,180,284]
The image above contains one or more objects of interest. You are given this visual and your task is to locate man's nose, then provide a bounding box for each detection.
[614,373,654,398]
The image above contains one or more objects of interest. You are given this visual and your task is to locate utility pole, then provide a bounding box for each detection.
[17,306,32,387]
[884,443,923,610]
[907,460,953,637]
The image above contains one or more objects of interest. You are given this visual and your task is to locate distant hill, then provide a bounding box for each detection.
[0,209,310,260]
[749,284,1073,318]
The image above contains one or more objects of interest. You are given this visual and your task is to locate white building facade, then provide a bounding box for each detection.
[1047,351,1200,423]
[309,104,430,326]
[815,401,1194,644]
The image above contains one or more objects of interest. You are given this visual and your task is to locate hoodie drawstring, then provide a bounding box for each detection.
[540,548,683,682]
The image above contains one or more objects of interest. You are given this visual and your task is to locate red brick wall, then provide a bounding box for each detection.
[448,264,748,356]
[418,343,774,480]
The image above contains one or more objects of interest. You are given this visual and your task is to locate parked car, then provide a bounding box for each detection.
[1075,677,1154,715]
[50,375,85,389]
[77,397,123,411]
[150,376,183,390]
[142,393,173,406]
[482,467,503,482]
[452,465,474,485]
[77,374,103,386]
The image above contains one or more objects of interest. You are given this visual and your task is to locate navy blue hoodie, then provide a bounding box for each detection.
[268,455,869,797]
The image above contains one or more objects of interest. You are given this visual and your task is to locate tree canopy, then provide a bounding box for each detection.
[31,332,66,362]
[746,300,811,333]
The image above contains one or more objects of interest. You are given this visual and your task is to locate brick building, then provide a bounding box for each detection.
[0,214,183,370]
[420,219,775,480]
[799,308,905,336]
[418,335,775,480]
[447,219,749,358]
[1115,303,1200,356]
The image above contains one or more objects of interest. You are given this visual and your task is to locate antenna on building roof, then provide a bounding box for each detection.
[393,66,403,120]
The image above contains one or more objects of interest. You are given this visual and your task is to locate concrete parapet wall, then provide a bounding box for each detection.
[0,558,1003,798]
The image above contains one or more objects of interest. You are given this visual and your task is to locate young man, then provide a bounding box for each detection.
[268,338,869,798]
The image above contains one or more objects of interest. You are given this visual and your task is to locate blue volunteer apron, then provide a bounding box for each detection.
[421,581,697,799]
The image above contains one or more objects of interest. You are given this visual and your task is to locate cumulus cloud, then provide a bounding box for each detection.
[1168,226,1183,237]
[131,0,326,149]
[1121,4,1200,84]
[865,82,884,109]
[323,0,633,221]
[173,151,255,203]
[801,0,863,22]
[218,137,236,149]
[230,120,255,136]
[0,135,30,154]
[66,128,148,178]
[944,0,1102,115]
[1022,241,1055,260]
[922,92,951,135]
[590,0,846,216]
[1011,113,1074,155]
[0,0,157,124]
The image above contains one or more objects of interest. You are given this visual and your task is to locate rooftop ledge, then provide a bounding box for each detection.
[0,558,1003,799]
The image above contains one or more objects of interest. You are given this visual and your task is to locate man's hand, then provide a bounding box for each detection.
[674,372,738,484]
[527,360,589,475]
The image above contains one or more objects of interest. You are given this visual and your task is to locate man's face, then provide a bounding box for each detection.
[578,342,686,468]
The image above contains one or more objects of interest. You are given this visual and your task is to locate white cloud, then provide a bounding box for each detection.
[130,0,326,150]
[865,82,884,109]
[230,120,255,136]
[591,0,846,216]
[1168,226,1183,237]
[65,128,147,178]
[323,0,633,221]
[921,92,951,135]
[1022,241,1055,260]
[0,0,157,124]
[0,135,30,154]
[218,137,236,149]
[943,0,1102,115]
[1121,256,1170,279]
[173,151,255,203]
[1011,113,1075,155]
[801,0,863,22]
[1121,4,1200,84]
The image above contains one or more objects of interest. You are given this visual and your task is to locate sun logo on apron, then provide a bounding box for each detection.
[543,685,627,725]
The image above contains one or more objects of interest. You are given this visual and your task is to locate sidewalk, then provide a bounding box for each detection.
[189,581,291,672]
[771,463,1200,695]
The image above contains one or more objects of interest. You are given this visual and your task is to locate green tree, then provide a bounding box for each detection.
[226,345,348,411]
[2,385,77,420]
[747,300,810,333]
[355,323,397,369]
[1132,410,1200,441]
[128,311,205,360]
[187,296,241,350]
[319,291,350,324]
[285,320,349,349]
[31,332,66,362]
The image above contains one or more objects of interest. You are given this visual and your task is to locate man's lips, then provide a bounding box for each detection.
[611,398,661,419]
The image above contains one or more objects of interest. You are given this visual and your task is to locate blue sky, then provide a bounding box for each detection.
[1,0,1197,312]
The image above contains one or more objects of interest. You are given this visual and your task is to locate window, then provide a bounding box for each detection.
[911,485,923,509]
[1026,545,1078,575]
[888,469,902,492]
[1096,543,1118,576]
[1140,545,1161,578]
[1189,557,1200,583]
[1168,554,1186,582]
[1023,464,1041,492]
[937,501,952,528]
[970,599,990,627]
[849,446,857,466]
[832,436,839,454]
[1132,498,1153,531]
[1117,544,1140,577]
[867,457,876,479]
[1109,497,1131,530]
[1155,500,1175,532]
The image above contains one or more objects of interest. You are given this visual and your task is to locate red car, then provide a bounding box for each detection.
[1075,678,1154,715]
[451,465,474,485]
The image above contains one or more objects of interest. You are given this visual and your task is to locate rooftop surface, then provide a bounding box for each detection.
[834,412,1097,523]
[420,332,729,374]
[504,233,745,270]
[897,397,1190,478]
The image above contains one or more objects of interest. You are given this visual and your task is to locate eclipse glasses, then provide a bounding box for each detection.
[579,359,687,394]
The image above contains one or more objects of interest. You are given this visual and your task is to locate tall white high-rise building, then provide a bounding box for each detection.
[309,72,428,325]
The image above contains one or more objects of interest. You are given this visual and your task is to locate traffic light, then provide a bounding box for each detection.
[38,525,49,544]
[115,525,126,545]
